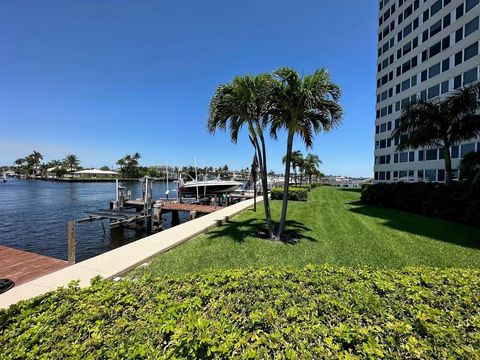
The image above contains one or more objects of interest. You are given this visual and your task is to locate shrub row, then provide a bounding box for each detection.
[361,182,480,227]
[270,187,308,201]
[1,266,479,358]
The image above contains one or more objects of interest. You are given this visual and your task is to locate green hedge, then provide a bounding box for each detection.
[1,266,479,358]
[270,187,308,201]
[361,182,480,228]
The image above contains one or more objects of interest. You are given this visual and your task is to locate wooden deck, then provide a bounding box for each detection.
[160,203,222,213]
[0,246,68,286]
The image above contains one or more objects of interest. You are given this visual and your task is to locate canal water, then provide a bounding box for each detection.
[0,179,188,262]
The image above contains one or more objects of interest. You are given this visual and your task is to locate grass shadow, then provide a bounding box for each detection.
[347,201,480,249]
[339,188,362,193]
[207,217,317,244]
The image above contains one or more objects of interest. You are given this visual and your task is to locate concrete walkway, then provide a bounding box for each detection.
[0,197,262,309]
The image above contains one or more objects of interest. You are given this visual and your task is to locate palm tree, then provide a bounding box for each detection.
[208,74,276,238]
[303,153,322,183]
[392,81,480,185]
[282,150,304,185]
[64,154,80,174]
[270,67,343,238]
[32,151,43,176]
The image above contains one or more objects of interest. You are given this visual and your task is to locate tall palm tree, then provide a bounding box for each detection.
[64,154,80,174]
[392,81,480,185]
[208,74,276,238]
[282,150,304,185]
[303,153,322,183]
[30,151,43,175]
[270,67,343,238]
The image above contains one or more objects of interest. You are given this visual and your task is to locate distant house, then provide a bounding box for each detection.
[73,169,119,178]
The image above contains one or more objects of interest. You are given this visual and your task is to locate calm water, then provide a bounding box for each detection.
[0,179,187,261]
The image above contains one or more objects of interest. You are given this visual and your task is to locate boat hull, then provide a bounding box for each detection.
[179,182,242,196]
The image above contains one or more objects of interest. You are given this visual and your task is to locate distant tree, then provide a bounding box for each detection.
[25,151,43,176]
[64,154,80,174]
[116,153,141,178]
[14,158,27,175]
[392,81,480,185]
[303,153,322,184]
[282,150,304,185]
[100,166,111,171]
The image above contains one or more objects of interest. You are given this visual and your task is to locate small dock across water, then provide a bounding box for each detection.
[0,246,68,286]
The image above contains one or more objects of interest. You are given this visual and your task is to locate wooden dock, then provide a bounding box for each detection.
[0,246,68,286]
[160,203,221,214]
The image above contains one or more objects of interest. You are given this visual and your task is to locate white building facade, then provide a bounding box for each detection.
[374,0,480,182]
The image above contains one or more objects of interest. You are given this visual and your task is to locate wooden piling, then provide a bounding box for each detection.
[67,221,76,265]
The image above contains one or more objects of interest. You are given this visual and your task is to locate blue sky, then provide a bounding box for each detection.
[0,1,378,177]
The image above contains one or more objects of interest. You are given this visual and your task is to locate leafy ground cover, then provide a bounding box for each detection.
[134,187,480,278]
[1,266,479,358]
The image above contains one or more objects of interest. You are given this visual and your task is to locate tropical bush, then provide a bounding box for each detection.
[271,187,308,201]
[361,182,480,227]
[1,266,479,359]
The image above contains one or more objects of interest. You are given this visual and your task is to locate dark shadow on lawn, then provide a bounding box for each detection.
[347,200,480,249]
[339,188,362,193]
[207,218,317,244]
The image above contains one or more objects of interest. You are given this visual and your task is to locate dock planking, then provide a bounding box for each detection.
[0,245,68,286]
[160,203,222,213]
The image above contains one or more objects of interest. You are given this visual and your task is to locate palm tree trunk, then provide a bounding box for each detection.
[443,145,453,185]
[258,135,275,239]
[277,131,294,238]
[250,134,275,238]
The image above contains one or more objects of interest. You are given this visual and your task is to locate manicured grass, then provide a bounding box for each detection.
[133,187,480,277]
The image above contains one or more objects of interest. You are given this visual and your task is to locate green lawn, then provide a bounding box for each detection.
[133,187,480,277]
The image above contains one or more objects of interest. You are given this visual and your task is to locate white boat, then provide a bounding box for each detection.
[178,179,242,197]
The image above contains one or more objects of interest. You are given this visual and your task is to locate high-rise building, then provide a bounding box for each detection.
[374,0,480,182]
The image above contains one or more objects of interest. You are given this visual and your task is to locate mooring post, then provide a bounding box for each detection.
[67,221,76,265]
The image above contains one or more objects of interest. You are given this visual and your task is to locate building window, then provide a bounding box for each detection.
[442,58,450,72]
[438,169,445,182]
[429,63,441,78]
[400,152,408,163]
[419,150,424,161]
[463,67,478,85]
[425,169,437,182]
[426,149,438,160]
[417,170,424,180]
[409,151,415,162]
[461,143,476,156]
[465,17,479,37]
[455,28,464,43]
[455,51,463,66]
[451,145,459,158]
[428,84,440,99]
[466,0,479,12]
[464,43,479,61]
[442,36,450,50]
[399,170,408,179]
[430,20,442,37]
[456,4,464,20]
[454,75,462,89]
[394,153,399,163]
[441,81,449,94]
